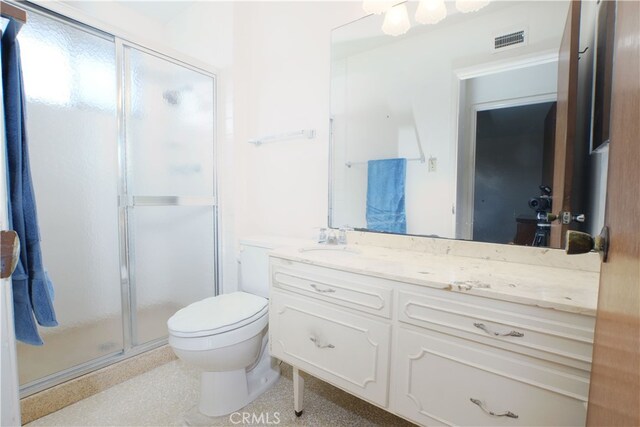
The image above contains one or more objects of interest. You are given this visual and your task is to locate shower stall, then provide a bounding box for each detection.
[14,4,218,394]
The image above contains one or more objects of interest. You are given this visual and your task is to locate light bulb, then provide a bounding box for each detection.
[415,0,447,24]
[362,0,396,15]
[455,0,490,13]
[382,3,411,36]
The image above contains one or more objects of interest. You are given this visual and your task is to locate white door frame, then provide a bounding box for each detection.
[0,59,21,426]
[451,49,559,240]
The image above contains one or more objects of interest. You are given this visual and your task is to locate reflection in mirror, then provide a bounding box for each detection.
[330,1,608,248]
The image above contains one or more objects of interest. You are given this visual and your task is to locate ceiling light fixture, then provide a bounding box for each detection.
[365,0,491,36]
[415,0,447,25]
[382,3,411,36]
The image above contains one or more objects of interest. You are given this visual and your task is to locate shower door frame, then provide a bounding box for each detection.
[13,1,220,397]
[116,38,220,353]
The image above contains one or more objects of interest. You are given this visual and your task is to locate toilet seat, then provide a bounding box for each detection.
[168,291,268,338]
[168,292,269,352]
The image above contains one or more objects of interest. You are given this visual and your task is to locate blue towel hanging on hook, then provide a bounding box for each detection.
[3,19,58,346]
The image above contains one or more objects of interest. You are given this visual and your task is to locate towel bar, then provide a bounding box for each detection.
[345,156,425,168]
[248,129,316,146]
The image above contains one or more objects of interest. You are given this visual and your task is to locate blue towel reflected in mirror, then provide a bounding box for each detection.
[366,158,407,234]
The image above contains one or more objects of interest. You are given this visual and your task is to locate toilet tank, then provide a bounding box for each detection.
[238,236,308,298]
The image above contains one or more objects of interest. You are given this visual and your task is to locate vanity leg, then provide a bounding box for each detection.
[293,366,304,417]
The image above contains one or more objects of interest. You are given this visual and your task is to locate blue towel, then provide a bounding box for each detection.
[3,20,58,346]
[366,158,407,234]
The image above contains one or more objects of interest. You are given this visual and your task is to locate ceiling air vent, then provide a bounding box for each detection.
[492,29,527,52]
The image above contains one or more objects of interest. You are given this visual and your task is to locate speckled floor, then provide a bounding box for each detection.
[26,360,415,427]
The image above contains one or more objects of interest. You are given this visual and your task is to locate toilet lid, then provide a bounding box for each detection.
[168,292,268,337]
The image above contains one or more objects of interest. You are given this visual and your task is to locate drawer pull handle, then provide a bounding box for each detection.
[470,398,519,419]
[473,322,524,337]
[310,284,336,293]
[309,337,335,349]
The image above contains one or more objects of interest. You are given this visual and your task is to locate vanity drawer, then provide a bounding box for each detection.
[393,328,588,426]
[269,291,390,407]
[398,289,595,370]
[270,257,393,318]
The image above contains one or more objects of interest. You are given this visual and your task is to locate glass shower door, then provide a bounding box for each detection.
[12,5,218,394]
[16,9,122,386]
[122,45,216,346]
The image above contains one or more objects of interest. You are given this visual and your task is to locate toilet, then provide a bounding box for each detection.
[167,238,285,417]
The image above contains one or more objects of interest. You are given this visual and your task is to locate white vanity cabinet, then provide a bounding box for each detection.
[393,288,593,426]
[270,292,391,406]
[269,258,394,406]
[393,328,589,426]
[269,256,595,427]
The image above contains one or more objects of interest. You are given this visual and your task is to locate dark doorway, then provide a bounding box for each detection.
[473,101,557,245]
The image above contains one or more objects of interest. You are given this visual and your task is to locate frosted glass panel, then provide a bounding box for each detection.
[125,47,216,346]
[133,206,215,345]
[16,11,121,385]
[125,47,215,196]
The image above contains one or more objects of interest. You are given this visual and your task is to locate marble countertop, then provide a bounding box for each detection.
[270,244,600,316]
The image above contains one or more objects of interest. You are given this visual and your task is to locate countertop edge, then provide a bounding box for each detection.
[269,251,598,317]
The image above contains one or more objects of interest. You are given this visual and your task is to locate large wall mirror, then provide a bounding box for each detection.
[329,0,611,249]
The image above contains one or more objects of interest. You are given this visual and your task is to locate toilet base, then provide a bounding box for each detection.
[197,349,280,417]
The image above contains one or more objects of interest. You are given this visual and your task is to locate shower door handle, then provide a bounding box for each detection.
[129,196,216,207]
[119,195,216,207]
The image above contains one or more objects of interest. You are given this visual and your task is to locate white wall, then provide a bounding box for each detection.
[55,1,167,47]
[164,2,233,69]
[224,1,363,292]
[465,62,558,106]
